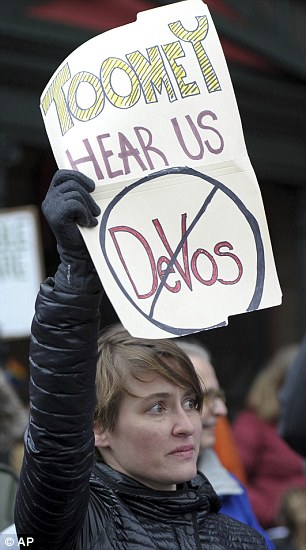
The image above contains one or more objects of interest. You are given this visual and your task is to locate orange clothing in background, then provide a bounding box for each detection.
[214,416,247,485]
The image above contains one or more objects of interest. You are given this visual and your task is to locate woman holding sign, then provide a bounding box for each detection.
[14,170,268,549]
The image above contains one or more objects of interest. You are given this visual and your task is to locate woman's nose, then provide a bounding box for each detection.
[172,407,198,436]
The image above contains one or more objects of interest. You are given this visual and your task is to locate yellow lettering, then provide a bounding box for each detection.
[168,16,221,93]
[162,41,200,98]
[127,47,177,103]
[41,63,73,136]
[101,57,140,108]
[68,71,105,121]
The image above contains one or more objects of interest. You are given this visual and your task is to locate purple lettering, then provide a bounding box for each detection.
[118,132,147,174]
[66,138,104,179]
[97,134,124,179]
[197,110,224,154]
[170,115,204,160]
[134,126,169,169]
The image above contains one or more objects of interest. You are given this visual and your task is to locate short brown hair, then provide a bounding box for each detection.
[94,324,204,433]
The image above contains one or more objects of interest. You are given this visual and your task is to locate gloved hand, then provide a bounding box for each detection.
[42,169,102,293]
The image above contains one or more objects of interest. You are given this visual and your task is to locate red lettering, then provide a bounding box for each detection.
[215,241,243,284]
[108,220,243,299]
[157,256,181,293]
[153,213,193,290]
[191,248,218,286]
[108,226,158,299]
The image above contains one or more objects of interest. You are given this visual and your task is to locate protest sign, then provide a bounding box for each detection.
[40,0,282,338]
[0,207,44,338]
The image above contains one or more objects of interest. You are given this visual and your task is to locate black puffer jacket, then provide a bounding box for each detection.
[15,279,267,550]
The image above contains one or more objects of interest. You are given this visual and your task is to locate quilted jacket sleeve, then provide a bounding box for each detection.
[14,277,102,550]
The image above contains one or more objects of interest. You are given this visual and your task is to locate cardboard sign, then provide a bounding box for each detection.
[0,207,44,338]
[40,0,282,338]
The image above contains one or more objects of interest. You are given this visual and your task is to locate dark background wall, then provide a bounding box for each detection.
[1,0,306,417]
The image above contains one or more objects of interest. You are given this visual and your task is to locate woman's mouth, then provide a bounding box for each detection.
[169,445,195,458]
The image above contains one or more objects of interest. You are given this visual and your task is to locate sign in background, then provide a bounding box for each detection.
[40,0,282,338]
[0,207,44,339]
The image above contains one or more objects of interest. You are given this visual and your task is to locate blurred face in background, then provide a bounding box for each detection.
[189,354,227,450]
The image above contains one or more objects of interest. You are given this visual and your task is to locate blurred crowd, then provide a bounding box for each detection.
[0,340,28,531]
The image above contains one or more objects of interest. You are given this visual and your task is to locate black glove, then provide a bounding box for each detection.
[42,169,102,293]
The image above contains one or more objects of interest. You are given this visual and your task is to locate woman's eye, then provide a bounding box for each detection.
[149,403,165,414]
[183,398,196,410]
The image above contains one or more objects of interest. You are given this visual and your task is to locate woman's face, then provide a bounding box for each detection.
[95,361,202,491]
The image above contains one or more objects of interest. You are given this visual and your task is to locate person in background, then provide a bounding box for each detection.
[0,341,27,532]
[0,341,28,469]
[233,345,306,530]
[279,335,306,458]
[14,170,268,550]
[177,339,274,549]
[272,487,306,550]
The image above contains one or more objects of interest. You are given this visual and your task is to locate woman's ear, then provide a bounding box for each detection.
[94,424,110,448]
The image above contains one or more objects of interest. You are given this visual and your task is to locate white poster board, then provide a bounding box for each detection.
[40,0,282,338]
[0,207,44,338]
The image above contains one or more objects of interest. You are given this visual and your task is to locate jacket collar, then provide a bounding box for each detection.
[93,462,221,522]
